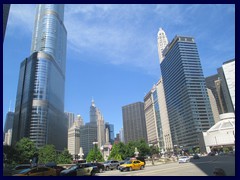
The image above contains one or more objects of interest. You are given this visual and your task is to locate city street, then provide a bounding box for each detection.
[97,155,235,176]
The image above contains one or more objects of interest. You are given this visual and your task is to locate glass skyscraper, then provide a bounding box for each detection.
[105,122,114,145]
[3,4,10,42]
[160,36,214,149]
[12,4,67,150]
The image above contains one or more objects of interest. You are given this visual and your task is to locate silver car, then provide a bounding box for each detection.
[103,160,120,171]
[178,156,190,163]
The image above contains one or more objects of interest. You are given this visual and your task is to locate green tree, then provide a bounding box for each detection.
[38,144,57,164]
[149,145,159,156]
[57,148,72,164]
[86,145,104,162]
[108,143,123,161]
[118,142,126,159]
[15,138,38,164]
[3,145,19,165]
[137,139,150,157]
[124,141,135,158]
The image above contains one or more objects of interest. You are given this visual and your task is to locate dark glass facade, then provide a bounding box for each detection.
[3,4,10,42]
[217,66,234,113]
[4,111,14,135]
[80,122,97,158]
[105,123,114,145]
[152,90,164,150]
[160,36,214,149]
[205,74,226,114]
[12,4,67,150]
[122,102,148,143]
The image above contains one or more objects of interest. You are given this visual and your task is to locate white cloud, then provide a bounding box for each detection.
[8,4,35,33]
[6,4,234,78]
[65,4,160,76]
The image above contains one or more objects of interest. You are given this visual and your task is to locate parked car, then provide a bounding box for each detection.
[103,160,120,171]
[120,157,146,167]
[119,160,144,172]
[60,163,98,176]
[90,162,105,173]
[119,157,131,165]
[59,165,78,176]
[45,162,65,176]
[136,157,146,167]
[11,164,31,175]
[192,154,200,159]
[13,166,57,176]
[178,156,190,163]
[208,152,215,156]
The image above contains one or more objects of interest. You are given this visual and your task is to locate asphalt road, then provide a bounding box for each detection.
[97,154,235,176]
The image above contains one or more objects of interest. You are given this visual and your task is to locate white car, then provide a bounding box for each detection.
[178,156,190,163]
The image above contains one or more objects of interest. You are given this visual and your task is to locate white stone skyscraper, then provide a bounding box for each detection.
[157,28,169,63]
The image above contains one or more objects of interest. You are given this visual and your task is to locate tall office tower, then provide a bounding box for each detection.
[79,100,105,157]
[105,122,114,145]
[80,122,97,158]
[4,111,14,136]
[97,109,105,148]
[207,88,220,124]
[3,129,12,146]
[119,128,124,143]
[144,85,163,150]
[156,78,173,152]
[217,59,235,113]
[3,4,10,42]
[115,133,120,143]
[65,112,75,129]
[68,123,80,159]
[122,102,148,143]
[144,78,173,153]
[90,98,97,123]
[75,115,84,127]
[160,36,214,149]
[214,79,228,114]
[157,28,169,63]
[12,4,67,150]
[205,74,227,114]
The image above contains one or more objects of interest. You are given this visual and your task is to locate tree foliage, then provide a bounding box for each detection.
[108,139,151,160]
[150,145,159,156]
[57,148,72,164]
[38,144,57,164]
[108,143,123,160]
[86,145,104,162]
[137,139,150,157]
[3,145,19,165]
[15,138,38,164]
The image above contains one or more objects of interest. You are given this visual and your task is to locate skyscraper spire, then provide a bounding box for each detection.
[8,100,11,112]
[157,27,169,63]
[91,97,95,107]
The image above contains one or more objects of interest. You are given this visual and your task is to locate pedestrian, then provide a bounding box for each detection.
[213,168,226,176]
[31,153,38,167]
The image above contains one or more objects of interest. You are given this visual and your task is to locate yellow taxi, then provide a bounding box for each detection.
[119,160,144,172]
[13,166,57,176]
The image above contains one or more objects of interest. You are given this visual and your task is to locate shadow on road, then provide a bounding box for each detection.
[189,154,235,176]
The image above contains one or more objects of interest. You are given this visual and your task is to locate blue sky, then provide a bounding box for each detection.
[3,4,235,136]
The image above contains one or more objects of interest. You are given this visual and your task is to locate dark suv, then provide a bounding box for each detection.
[103,160,120,171]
